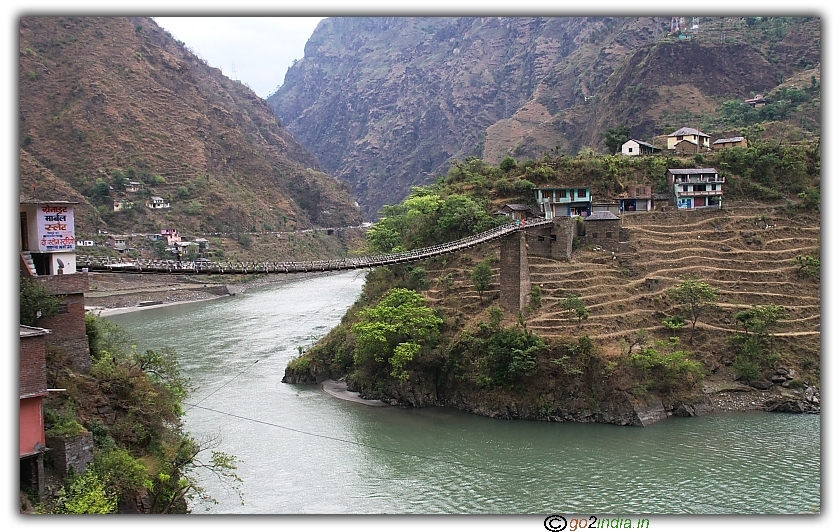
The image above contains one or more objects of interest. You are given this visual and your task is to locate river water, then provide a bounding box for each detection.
[108,270,820,516]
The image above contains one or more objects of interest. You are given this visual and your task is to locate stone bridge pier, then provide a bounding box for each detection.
[499,218,574,313]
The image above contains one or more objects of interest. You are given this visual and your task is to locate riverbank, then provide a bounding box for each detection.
[85,271,333,316]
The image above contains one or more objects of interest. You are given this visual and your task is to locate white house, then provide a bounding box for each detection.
[146,196,170,210]
[621,139,661,156]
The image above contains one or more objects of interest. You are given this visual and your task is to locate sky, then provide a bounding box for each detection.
[153,17,325,99]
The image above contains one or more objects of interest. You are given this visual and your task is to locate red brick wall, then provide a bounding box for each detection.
[37,293,87,340]
[20,335,48,397]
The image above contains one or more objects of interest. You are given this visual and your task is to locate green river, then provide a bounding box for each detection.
[108,270,820,517]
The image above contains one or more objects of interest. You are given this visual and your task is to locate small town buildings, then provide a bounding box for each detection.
[591,202,621,216]
[194,237,210,250]
[110,236,128,252]
[113,199,135,212]
[19,198,91,373]
[125,181,143,193]
[146,196,170,209]
[20,324,51,495]
[535,187,592,219]
[652,193,672,211]
[712,136,748,150]
[667,127,711,152]
[582,211,621,250]
[161,228,181,246]
[618,185,653,212]
[667,168,724,209]
[493,204,538,221]
[621,139,661,157]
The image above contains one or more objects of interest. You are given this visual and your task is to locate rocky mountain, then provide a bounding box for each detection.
[19,16,361,237]
[269,16,820,220]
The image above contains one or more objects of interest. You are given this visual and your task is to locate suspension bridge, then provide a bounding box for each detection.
[78,218,556,276]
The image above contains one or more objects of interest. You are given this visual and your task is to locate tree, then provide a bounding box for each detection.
[667,277,718,343]
[560,293,586,318]
[730,305,789,381]
[663,315,687,338]
[602,124,631,154]
[351,288,443,382]
[794,254,820,277]
[20,278,61,326]
[499,156,517,173]
[471,260,493,301]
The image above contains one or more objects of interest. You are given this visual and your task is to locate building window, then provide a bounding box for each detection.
[558,189,567,198]
[592,232,598,239]
[677,135,684,141]
[606,231,613,239]
[56,303,69,314]
[628,147,633,153]
[578,189,587,198]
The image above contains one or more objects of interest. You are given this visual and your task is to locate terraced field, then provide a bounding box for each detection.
[424,202,820,367]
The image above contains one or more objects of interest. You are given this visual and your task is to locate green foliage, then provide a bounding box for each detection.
[369,188,501,253]
[602,124,631,154]
[730,305,788,381]
[45,407,88,438]
[797,187,820,211]
[91,447,149,502]
[794,254,820,278]
[453,325,548,388]
[20,278,61,326]
[528,285,542,310]
[58,469,117,514]
[560,293,586,318]
[436,272,454,293]
[628,338,705,394]
[408,267,432,291]
[89,178,111,200]
[663,315,687,337]
[667,277,718,343]
[499,156,517,172]
[86,312,132,361]
[471,260,493,300]
[351,288,443,382]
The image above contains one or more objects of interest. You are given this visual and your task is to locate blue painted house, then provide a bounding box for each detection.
[535,187,591,219]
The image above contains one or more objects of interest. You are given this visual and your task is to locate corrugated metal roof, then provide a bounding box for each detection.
[713,137,745,144]
[585,211,620,220]
[667,168,718,174]
[669,127,710,137]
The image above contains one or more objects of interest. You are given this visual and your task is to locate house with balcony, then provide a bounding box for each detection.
[621,139,661,157]
[666,168,724,209]
[535,187,592,219]
[667,127,711,153]
[146,196,170,209]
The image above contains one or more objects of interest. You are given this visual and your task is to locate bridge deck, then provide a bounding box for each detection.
[79,219,554,275]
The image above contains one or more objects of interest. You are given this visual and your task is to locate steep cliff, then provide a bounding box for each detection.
[19,16,361,236]
[270,16,819,220]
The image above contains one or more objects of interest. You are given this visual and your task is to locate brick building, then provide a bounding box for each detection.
[20,325,51,495]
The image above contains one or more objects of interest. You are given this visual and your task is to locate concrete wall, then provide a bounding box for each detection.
[583,219,621,251]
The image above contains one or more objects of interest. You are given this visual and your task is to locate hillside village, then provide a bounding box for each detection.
[19,15,820,514]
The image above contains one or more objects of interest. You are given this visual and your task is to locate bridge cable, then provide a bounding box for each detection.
[185,402,537,480]
[184,269,367,411]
